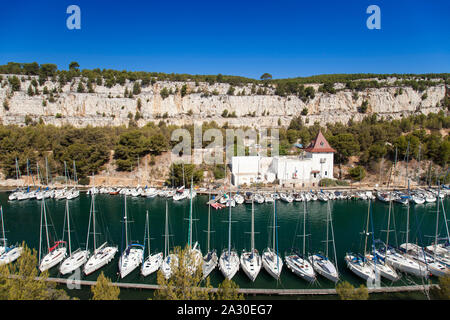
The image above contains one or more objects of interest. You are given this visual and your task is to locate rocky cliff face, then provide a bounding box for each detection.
[0,75,446,128]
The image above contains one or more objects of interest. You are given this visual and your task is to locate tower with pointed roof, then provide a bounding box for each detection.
[304,130,335,183]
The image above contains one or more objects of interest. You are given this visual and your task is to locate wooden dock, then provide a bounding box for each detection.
[44,277,438,295]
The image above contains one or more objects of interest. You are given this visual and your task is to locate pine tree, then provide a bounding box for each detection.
[216,279,244,300]
[154,245,214,300]
[336,281,369,300]
[90,272,120,300]
[0,243,70,300]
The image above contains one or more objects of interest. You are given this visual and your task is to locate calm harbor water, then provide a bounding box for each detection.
[0,192,447,299]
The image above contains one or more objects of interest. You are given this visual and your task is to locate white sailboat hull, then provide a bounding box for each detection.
[83,244,118,275]
[60,249,90,275]
[0,246,23,266]
[161,253,179,279]
[119,247,144,279]
[309,254,339,283]
[141,252,163,277]
[202,251,218,279]
[262,248,283,279]
[344,254,376,284]
[285,254,316,282]
[39,247,67,272]
[240,250,262,282]
[219,250,239,280]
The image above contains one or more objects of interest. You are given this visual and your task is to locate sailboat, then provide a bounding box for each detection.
[218,192,240,280]
[0,206,23,266]
[184,180,202,275]
[59,199,90,275]
[262,200,283,279]
[161,201,179,279]
[400,185,449,277]
[308,201,339,283]
[202,194,218,279]
[285,201,316,282]
[364,200,400,282]
[118,195,144,279]
[141,210,163,277]
[39,198,67,272]
[83,193,118,275]
[374,191,429,278]
[344,200,377,284]
[240,200,262,281]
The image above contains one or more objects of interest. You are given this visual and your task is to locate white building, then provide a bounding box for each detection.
[231,131,335,187]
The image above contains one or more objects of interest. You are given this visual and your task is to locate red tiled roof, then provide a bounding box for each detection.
[304,131,336,153]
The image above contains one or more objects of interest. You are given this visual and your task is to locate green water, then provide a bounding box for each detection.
[1,192,447,299]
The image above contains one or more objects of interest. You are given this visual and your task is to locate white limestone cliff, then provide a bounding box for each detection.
[0,75,446,128]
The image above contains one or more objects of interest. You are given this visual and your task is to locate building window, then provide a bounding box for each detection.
[325,171,327,176]
[313,173,316,178]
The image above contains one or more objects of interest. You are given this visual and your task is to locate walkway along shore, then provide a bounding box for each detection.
[18,275,440,296]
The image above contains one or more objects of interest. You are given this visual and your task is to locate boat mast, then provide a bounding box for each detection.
[302,201,307,256]
[274,198,280,270]
[227,190,232,256]
[328,201,339,274]
[39,200,43,264]
[385,199,392,251]
[66,199,72,256]
[325,201,330,257]
[145,210,150,257]
[85,194,93,252]
[73,160,78,187]
[363,199,371,259]
[64,161,68,187]
[434,182,441,260]
[207,193,211,253]
[188,176,193,248]
[0,206,6,248]
[124,195,128,249]
[272,201,276,253]
[93,194,97,250]
[164,201,168,258]
[405,180,410,251]
[251,199,255,253]
[43,198,50,252]
[45,157,49,186]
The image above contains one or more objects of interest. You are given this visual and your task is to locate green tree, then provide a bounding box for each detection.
[359,100,369,113]
[216,279,244,300]
[431,275,450,299]
[8,76,21,91]
[154,245,214,300]
[133,81,141,95]
[260,73,272,81]
[336,281,369,300]
[349,166,366,181]
[328,133,360,164]
[181,84,188,97]
[90,272,120,300]
[160,87,169,99]
[0,243,70,300]
[77,82,85,93]
[69,61,80,71]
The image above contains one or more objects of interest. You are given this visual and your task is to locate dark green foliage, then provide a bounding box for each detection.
[359,100,369,113]
[114,129,169,171]
[349,166,366,181]
[8,76,21,91]
[260,73,272,81]
[133,81,141,95]
[160,87,169,99]
[69,62,80,71]
[166,163,203,187]
[181,84,188,97]
[77,82,85,93]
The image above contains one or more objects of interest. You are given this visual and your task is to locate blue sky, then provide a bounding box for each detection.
[0,0,449,79]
